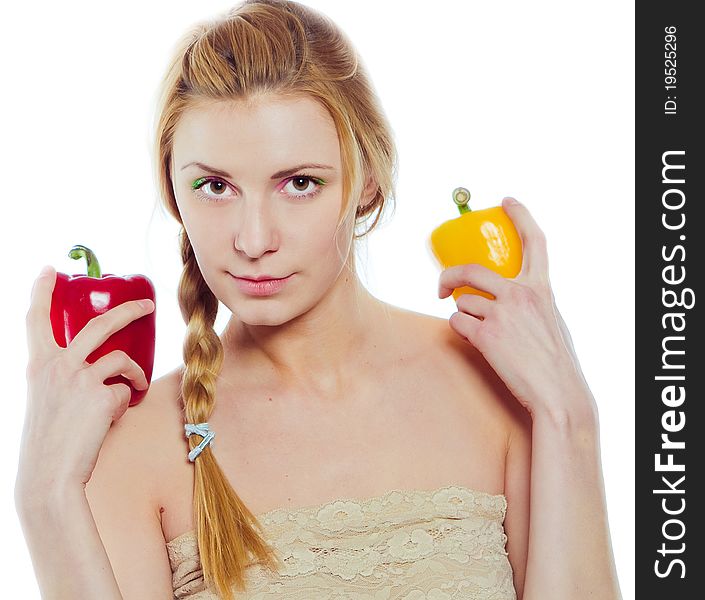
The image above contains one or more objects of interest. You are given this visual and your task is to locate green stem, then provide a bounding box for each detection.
[453,187,472,215]
[68,245,102,278]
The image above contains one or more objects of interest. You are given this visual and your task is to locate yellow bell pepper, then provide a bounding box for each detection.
[428,187,523,301]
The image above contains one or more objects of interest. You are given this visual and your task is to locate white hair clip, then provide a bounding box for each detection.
[184,422,216,462]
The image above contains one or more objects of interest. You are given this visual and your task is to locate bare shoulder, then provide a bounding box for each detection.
[392,305,526,446]
[101,365,182,465]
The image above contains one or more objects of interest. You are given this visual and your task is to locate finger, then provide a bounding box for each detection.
[456,292,493,320]
[26,265,59,360]
[439,263,509,300]
[106,383,132,422]
[67,299,155,367]
[501,197,549,282]
[88,350,149,390]
[448,310,481,344]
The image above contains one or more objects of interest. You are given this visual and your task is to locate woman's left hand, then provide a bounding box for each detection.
[438,196,595,422]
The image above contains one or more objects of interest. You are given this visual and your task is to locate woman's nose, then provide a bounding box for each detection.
[233,198,279,258]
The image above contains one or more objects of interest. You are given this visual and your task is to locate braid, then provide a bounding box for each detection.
[177,228,283,598]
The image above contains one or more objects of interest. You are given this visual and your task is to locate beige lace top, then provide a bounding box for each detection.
[166,484,517,599]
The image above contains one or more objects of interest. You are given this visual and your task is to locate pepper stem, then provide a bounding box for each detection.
[452,187,472,215]
[68,245,102,278]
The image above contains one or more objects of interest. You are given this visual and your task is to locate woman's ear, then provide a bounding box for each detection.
[358,173,379,212]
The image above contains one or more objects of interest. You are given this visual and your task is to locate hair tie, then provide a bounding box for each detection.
[184,422,216,462]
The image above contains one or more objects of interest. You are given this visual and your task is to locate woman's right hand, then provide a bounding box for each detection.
[15,265,155,500]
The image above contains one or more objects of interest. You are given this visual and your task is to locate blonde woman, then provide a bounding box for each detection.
[15,1,621,598]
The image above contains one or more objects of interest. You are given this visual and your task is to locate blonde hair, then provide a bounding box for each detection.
[151,0,398,596]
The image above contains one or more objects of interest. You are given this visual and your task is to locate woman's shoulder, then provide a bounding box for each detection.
[96,366,187,508]
[391,305,502,391]
[116,366,184,434]
[393,306,522,447]
[99,366,182,451]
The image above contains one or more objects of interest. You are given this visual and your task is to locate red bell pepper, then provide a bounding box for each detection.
[49,244,156,407]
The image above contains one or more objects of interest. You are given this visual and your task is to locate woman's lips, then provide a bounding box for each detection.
[230,273,293,296]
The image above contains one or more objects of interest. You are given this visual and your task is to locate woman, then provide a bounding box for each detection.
[15,1,622,598]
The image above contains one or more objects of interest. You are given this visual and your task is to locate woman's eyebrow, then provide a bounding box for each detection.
[180,161,335,179]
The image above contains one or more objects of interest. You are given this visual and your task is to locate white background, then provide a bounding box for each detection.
[1,0,634,597]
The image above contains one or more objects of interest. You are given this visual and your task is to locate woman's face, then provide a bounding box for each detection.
[171,94,360,326]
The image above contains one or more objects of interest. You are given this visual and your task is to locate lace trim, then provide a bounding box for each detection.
[167,485,515,600]
[167,484,506,548]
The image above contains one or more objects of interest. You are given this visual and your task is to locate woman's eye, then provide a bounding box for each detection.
[192,177,235,202]
[281,175,324,198]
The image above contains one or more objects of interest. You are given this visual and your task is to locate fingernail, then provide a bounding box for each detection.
[504,197,519,205]
[138,299,154,310]
[39,265,53,277]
